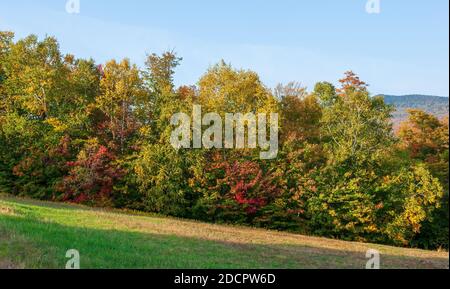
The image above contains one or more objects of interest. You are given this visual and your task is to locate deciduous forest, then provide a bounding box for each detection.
[0,32,448,249]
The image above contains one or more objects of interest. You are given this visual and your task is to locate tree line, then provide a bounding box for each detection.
[0,32,448,249]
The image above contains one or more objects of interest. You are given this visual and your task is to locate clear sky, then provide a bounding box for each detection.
[0,0,449,96]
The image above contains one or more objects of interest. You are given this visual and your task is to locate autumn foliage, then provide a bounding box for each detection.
[59,140,123,206]
[0,32,448,249]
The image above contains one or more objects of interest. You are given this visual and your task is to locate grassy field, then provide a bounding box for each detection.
[0,195,448,269]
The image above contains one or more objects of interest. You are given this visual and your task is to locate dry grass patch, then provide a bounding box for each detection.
[0,204,16,216]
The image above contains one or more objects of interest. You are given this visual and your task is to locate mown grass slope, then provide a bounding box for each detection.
[0,195,448,269]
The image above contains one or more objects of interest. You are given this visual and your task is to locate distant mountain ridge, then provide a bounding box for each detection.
[377,94,449,124]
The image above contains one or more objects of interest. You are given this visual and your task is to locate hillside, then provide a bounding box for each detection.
[0,195,448,269]
[378,94,449,125]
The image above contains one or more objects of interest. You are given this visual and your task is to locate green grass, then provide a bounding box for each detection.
[0,195,448,269]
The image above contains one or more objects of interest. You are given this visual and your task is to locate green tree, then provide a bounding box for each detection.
[319,71,395,165]
[143,51,184,141]
[307,72,444,246]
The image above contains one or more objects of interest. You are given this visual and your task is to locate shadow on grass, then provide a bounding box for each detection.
[0,195,169,221]
[0,214,448,269]
[1,194,117,213]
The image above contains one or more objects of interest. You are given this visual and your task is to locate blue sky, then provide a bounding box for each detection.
[0,0,448,96]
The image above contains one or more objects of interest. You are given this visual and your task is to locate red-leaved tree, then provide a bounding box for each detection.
[208,154,280,217]
[58,139,123,205]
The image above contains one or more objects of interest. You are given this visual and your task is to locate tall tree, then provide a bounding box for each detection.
[96,59,148,152]
[198,61,277,114]
[307,72,443,245]
[277,82,322,143]
[398,109,449,186]
[398,110,449,249]
[0,31,14,114]
[143,51,184,141]
[145,51,182,95]
[318,71,395,165]
[1,35,69,119]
